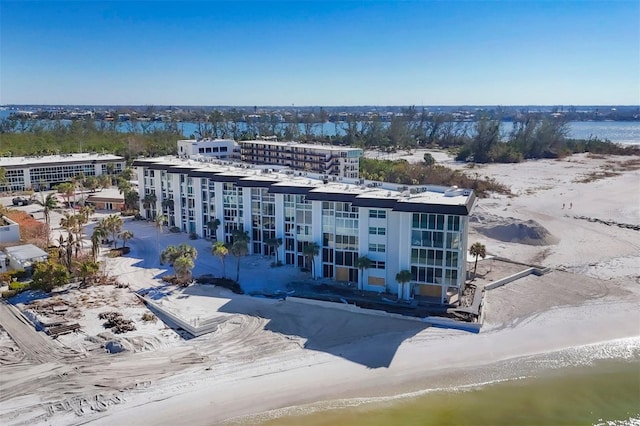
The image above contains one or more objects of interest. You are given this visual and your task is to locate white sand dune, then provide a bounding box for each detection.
[0,153,638,425]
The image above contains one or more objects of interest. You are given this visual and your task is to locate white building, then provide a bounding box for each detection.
[4,244,48,272]
[0,153,125,191]
[177,139,239,160]
[134,156,475,304]
[238,140,363,178]
[0,216,20,244]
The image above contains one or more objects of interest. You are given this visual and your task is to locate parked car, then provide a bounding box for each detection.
[12,197,33,206]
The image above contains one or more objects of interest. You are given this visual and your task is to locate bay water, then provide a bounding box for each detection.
[258,338,640,426]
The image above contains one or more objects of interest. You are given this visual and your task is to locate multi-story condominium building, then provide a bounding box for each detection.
[134,156,475,304]
[238,140,363,178]
[0,153,125,192]
[177,138,240,160]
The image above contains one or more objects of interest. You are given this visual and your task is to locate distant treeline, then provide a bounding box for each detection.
[0,111,637,162]
[0,119,180,159]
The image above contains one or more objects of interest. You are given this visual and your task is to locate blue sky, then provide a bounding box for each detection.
[1,1,638,105]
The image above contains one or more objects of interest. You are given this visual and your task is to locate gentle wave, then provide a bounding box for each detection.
[233,336,640,424]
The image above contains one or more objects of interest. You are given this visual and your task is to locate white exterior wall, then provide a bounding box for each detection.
[0,216,20,244]
[135,162,472,304]
[178,139,238,159]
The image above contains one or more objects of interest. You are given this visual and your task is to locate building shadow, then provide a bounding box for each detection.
[180,286,429,369]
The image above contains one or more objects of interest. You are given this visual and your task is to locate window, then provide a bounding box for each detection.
[368,243,386,253]
[369,227,386,235]
[371,261,385,269]
[369,209,386,219]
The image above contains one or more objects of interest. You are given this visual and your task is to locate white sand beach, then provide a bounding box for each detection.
[0,153,639,425]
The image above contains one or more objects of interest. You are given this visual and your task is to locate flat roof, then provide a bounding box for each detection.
[0,153,124,168]
[133,156,475,214]
[5,244,48,261]
[238,140,362,153]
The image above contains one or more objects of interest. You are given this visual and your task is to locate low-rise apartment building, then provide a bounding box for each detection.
[133,156,475,303]
[238,140,362,178]
[0,153,125,191]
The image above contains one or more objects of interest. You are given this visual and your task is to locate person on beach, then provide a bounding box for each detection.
[562,203,565,209]
[569,202,573,209]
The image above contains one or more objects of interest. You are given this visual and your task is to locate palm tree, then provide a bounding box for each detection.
[396,269,412,300]
[38,193,58,245]
[57,182,75,210]
[469,242,487,279]
[355,256,372,290]
[155,214,167,257]
[101,214,123,248]
[78,260,100,287]
[228,229,249,281]
[98,174,111,190]
[173,256,195,285]
[142,193,157,216]
[91,225,107,261]
[161,244,198,281]
[206,218,221,240]
[124,190,139,211]
[302,242,320,280]
[265,237,283,264]
[229,239,248,282]
[39,193,58,228]
[212,241,228,278]
[119,230,134,249]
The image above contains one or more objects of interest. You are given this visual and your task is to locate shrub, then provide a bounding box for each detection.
[270,261,283,268]
[109,247,131,257]
[189,232,198,240]
[169,226,181,233]
[9,281,30,293]
[141,312,156,322]
[195,275,244,294]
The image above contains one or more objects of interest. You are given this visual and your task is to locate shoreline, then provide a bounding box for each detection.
[1,153,639,425]
[83,295,640,426]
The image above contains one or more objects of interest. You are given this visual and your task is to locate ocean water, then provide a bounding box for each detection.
[257,338,640,426]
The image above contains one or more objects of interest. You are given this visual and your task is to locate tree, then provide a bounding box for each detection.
[155,214,167,256]
[100,214,123,248]
[354,256,372,290]
[212,241,228,278]
[206,218,221,240]
[0,167,7,191]
[119,230,134,248]
[302,242,320,280]
[124,190,139,211]
[38,193,58,245]
[395,270,412,300]
[57,182,75,209]
[423,153,435,166]
[469,242,486,279]
[173,255,195,285]
[161,244,198,283]
[142,193,157,214]
[229,229,249,282]
[78,260,100,287]
[31,260,70,292]
[91,225,107,261]
[98,174,112,190]
[265,237,283,264]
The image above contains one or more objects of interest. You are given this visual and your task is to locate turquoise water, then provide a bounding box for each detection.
[257,338,640,426]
